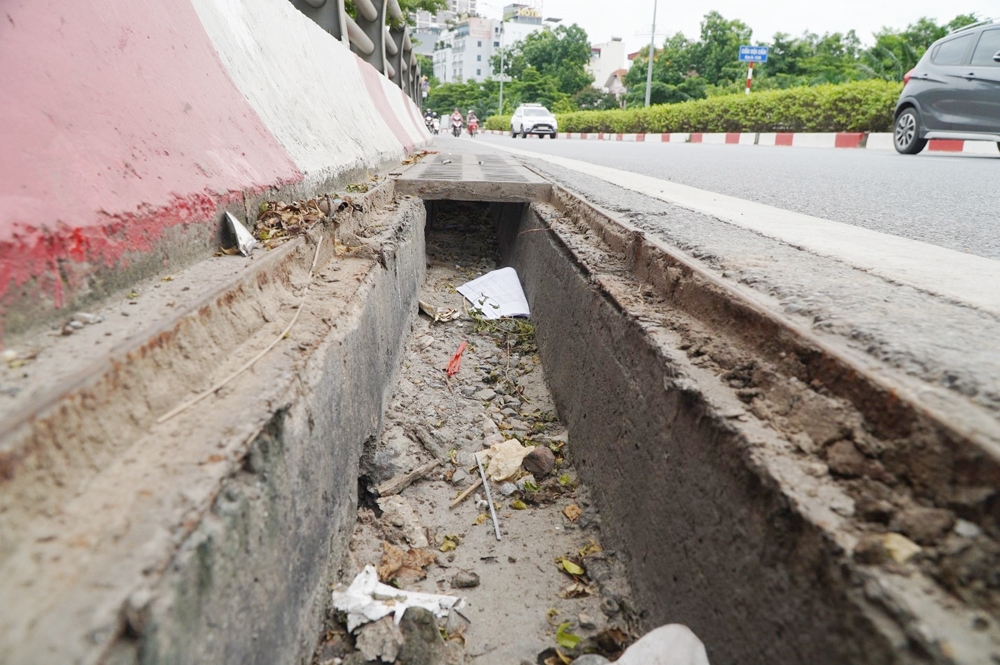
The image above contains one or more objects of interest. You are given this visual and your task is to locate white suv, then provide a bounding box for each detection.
[511,104,558,139]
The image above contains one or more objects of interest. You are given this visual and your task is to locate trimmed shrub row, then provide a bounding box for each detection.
[483,80,902,134]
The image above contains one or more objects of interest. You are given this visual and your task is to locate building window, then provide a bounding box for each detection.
[477,41,482,47]
[477,69,482,75]
[477,55,481,61]
[494,41,500,47]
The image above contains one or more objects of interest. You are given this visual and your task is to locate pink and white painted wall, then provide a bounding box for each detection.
[0,0,429,340]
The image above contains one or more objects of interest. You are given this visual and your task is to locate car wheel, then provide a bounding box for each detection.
[511,127,516,138]
[894,108,927,155]
[520,128,527,138]
[996,142,1000,153]
[549,132,557,139]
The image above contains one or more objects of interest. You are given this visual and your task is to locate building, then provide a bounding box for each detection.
[431,4,547,84]
[414,0,477,30]
[588,38,626,92]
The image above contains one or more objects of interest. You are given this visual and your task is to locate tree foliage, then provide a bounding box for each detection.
[621,12,980,108]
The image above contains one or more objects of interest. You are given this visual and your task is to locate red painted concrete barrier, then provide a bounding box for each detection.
[0,0,429,341]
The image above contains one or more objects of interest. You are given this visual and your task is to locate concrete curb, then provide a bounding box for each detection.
[0,0,429,342]
[485,130,999,154]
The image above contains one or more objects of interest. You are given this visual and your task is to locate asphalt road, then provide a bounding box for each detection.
[464,134,1000,261]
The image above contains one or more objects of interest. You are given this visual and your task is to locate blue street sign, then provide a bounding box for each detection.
[738,45,769,63]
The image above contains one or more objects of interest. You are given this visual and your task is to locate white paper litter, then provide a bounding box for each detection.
[332,565,464,632]
[225,211,258,257]
[457,267,529,320]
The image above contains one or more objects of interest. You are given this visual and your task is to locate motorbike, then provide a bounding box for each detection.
[432,118,440,135]
[451,119,463,138]
[467,119,478,138]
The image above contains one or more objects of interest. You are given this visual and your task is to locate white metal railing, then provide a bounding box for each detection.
[289,0,421,103]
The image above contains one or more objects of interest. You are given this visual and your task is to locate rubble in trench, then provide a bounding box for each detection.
[312,204,640,665]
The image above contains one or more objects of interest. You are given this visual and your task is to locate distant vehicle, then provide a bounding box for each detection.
[893,19,1000,154]
[452,118,463,137]
[511,104,558,139]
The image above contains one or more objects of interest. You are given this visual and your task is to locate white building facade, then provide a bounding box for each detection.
[432,4,547,84]
[587,38,626,91]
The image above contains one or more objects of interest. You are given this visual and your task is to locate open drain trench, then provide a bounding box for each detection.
[2,154,999,664]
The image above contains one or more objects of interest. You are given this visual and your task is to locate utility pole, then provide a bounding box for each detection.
[498,19,505,115]
[644,0,657,107]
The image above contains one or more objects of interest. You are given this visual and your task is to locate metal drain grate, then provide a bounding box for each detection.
[395,153,551,202]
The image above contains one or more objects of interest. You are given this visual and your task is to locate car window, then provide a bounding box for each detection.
[971,29,1000,66]
[931,33,975,65]
[524,108,550,117]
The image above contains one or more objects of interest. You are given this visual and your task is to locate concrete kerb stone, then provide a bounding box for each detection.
[487,129,998,154]
[0,182,427,665]
[493,186,999,663]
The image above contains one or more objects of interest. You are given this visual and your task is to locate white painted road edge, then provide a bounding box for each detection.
[486,142,1000,316]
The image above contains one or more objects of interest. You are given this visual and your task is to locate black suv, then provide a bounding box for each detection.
[894,19,1000,154]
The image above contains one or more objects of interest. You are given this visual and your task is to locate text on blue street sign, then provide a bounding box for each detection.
[738,45,769,62]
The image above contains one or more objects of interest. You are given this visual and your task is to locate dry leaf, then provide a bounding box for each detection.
[562,503,582,522]
[377,542,436,585]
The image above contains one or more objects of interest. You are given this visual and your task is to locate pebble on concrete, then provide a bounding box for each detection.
[522,446,555,477]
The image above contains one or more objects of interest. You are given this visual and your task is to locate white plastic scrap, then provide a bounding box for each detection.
[225,211,259,257]
[332,565,465,632]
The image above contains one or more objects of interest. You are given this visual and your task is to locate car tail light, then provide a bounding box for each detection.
[903,68,914,85]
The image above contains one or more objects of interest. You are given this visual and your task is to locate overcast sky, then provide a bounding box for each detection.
[477,1,994,63]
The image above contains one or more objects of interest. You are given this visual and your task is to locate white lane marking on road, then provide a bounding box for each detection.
[486,140,1000,316]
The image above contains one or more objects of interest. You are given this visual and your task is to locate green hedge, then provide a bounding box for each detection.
[483,80,902,134]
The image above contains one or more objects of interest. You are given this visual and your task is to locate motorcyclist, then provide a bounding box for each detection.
[450,108,464,137]
[467,109,479,137]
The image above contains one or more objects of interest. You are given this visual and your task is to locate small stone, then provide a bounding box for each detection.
[498,482,517,496]
[474,388,496,402]
[857,497,895,524]
[355,616,404,663]
[522,446,555,477]
[501,408,517,417]
[507,419,529,432]
[825,440,869,478]
[451,570,480,588]
[853,534,888,564]
[455,452,475,468]
[515,474,536,491]
[572,655,610,665]
[892,507,956,545]
[67,320,85,330]
[451,469,469,485]
[484,432,505,447]
[600,596,620,617]
[397,607,447,665]
[954,519,983,539]
[578,612,597,630]
[72,312,103,325]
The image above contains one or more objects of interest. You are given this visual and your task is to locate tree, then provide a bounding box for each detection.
[519,24,594,94]
[572,87,621,111]
[861,14,978,80]
[688,11,753,86]
[622,33,705,108]
[395,0,448,27]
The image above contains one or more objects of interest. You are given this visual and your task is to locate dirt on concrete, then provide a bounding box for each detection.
[313,203,638,665]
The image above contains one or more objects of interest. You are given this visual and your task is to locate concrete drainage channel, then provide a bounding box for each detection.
[1,154,998,664]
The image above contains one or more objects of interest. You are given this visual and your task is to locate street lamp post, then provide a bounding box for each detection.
[644,0,657,107]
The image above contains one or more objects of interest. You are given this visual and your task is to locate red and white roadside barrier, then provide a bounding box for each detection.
[485,129,998,155]
[0,0,429,333]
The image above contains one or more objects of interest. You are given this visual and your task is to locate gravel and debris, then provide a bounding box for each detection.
[313,203,638,665]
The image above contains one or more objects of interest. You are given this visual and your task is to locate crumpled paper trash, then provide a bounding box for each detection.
[332,565,464,632]
[481,439,531,482]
